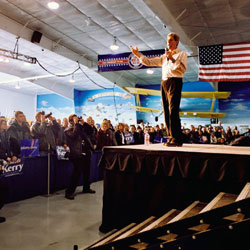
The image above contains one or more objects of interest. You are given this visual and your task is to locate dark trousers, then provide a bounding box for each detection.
[66,153,91,195]
[161,78,183,143]
[0,182,9,210]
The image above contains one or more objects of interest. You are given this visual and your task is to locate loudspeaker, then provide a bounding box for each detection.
[31,31,42,43]
[155,116,158,122]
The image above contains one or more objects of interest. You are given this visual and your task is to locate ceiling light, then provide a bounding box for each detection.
[110,36,119,51]
[24,62,31,66]
[15,83,20,89]
[146,69,154,74]
[69,74,75,83]
[48,1,59,10]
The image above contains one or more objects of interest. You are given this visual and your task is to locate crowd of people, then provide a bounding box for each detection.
[1,110,250,223]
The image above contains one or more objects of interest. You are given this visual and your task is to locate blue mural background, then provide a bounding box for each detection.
[219,81,250,125]
[74,86,136,125]
[37,94,74,120]
[36,81,250,131]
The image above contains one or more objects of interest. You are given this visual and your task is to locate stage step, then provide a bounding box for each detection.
[168,201,207,224]
[236,182,250,201]
[200,192,238,213]
[114,216,156,240]
[86,223,136,249]
[140,209,180,232]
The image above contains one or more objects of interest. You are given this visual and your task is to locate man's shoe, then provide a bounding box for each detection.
[167,141,183,147]
[0,217,6,223]
[82,188,96,194]
[65,193,75,200]
[163,138,173,146]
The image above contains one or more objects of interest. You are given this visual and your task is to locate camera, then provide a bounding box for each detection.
[41,111,52,118]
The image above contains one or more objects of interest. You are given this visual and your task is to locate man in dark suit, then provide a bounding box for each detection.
[64,114,95,200]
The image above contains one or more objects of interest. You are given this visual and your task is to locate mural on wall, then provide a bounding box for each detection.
[219,82,250,126]
[136,81,216,126]
[74,87,136,126]
[37,94,74,120]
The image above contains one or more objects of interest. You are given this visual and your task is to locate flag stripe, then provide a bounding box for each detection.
[223,53,250,58]
[199,77,250,82]
[200,66,250,70]
[199,68,250,73]
[199,72,250,76]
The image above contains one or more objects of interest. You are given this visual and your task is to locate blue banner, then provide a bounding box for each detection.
[56,146,70,160]
[98,49,165,72]
[20,139,39,158]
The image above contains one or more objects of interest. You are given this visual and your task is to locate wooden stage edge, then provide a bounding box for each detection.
[104,143,250,156]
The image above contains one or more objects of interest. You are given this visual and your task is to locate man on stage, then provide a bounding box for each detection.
[130,32,187,146]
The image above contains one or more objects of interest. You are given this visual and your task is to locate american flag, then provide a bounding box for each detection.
[198,42,250,82]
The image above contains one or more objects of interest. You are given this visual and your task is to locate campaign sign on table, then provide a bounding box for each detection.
[20,139,39,158]
[0,160,24,178]
[56,146,70,160]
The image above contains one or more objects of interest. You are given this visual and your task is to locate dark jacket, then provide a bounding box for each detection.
[31,121,59,153]
[115,130,126,145]
[96,129,112,150]
[64,123,94,159]
[7,120,31,157]
[0,131,11,160]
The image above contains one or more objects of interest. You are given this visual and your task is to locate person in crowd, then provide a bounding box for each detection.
[7,111,32,158]
[201,126,210,143]
[55,118,67,147]
[188,125,199,143]
[214,126,221,138]
[149,126,157,143]
[0,120,17,162]
[62,117,69,130]
[124,124,134,144]
[86,116,97,149]
[31,112,60,155]
[96,121,113,149]
[115,123,127,145]
[130,32,187,147]
[105,119,117,145]
[136,126,144,144]
[64,114,95,200]
[130,125,140,145]
[210,132,218,144]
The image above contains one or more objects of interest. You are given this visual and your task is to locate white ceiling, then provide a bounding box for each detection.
[0,0,250,99]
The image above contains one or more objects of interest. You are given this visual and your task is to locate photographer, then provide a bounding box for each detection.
[31,112,60,155]
[7,111,32,159]
[64,114,95,200]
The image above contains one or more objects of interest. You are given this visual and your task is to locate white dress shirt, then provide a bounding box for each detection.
[139,48,187,80]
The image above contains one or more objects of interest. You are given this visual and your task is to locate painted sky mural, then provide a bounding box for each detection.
[74,87,136,126]
[37,94,74,120]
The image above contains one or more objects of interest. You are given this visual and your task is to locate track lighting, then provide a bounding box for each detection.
[146,69,154,74]
[48,1,59,10]
[110,36,119,51]
[15,82,20,89]
[69,74,75,83]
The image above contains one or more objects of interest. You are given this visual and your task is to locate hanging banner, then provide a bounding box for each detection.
[98,49,164,72]
[20,139,40,158]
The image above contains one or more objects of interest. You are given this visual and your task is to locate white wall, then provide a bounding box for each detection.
[0,88,36,121]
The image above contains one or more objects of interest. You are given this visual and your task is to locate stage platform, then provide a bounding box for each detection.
[98,143,250,233]
[104,143,250,155]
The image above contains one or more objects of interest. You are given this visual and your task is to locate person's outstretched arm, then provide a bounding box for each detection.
[130,45,163,67]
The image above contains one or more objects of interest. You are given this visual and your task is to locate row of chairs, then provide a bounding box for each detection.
[82,182,250,249]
